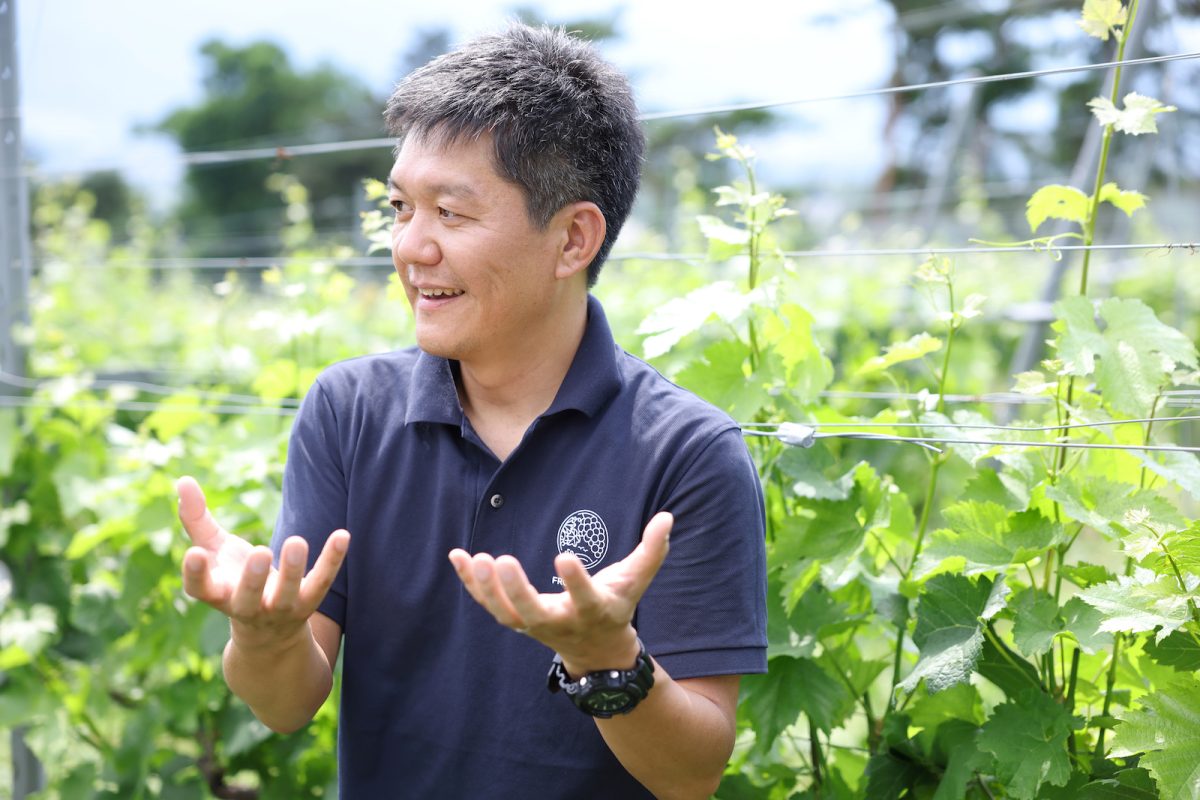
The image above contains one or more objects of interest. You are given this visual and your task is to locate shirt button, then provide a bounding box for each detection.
[489,493,505,509]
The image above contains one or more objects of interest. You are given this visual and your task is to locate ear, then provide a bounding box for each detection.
[554,202,606,281]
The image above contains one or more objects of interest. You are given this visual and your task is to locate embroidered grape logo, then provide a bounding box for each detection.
[556,510,609,570]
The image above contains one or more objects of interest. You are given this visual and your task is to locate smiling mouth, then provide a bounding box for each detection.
[419,288,464,298]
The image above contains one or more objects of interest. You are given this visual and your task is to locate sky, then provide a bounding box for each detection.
[13,0,895,201]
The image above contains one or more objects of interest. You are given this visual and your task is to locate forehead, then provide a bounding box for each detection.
[387,133,506,196]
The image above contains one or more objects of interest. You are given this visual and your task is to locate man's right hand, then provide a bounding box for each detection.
[177,475,350,652]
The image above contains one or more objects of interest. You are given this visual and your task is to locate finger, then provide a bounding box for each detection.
[448,548,483,598]
[297,530,350,610]
[176,476,226,552]
[229,546,274,618]
[494,556,544,627]
[449,550,496,610]
[268,536,309,613]
[467,554,525,628]
[182,546,229,607]
[556,552,603,612]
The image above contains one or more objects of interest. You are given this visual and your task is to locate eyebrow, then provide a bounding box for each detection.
[386,177,479,201]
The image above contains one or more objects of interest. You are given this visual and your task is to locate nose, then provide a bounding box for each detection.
[392,210,441,269]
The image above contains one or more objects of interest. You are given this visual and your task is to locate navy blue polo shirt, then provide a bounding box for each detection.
[272,295,767,798]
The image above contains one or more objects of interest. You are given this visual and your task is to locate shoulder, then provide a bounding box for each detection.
[312,347,421,398]
[614,348,742,442]
[292,347,422,436]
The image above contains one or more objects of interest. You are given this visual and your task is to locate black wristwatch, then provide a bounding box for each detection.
[546,639,655,718]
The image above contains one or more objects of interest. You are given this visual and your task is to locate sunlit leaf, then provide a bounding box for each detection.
[1077,568,1198,641]
[1098,182,1149,216]
[1078,0,1128,40]
[856,332,942,376]
[1026,184,1089,233]
[1088,93,1177,135]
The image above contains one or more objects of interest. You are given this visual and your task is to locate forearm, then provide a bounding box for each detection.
[593,660,735,800]
[222,621,333,734]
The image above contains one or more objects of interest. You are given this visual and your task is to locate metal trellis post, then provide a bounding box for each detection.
[1,1,42,797]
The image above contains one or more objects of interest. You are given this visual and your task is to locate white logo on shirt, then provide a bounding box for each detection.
[556,509,609,570]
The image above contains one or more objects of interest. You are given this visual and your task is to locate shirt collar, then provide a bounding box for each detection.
[405,294,623,426]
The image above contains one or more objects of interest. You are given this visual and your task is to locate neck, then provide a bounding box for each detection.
[457,293,589,459]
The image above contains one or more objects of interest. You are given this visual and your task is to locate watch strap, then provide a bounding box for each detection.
[546,638,655,718]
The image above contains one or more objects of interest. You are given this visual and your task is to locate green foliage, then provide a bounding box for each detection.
[0,179,405,797]
[1111,679,1200,800]
[6,1,1198,796]
[700,3,1199,795]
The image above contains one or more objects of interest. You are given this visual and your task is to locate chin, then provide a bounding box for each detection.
[414,330,466,360]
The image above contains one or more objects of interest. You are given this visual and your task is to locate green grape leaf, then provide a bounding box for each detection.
[1053,296,1198,416]
[696,214,750,261]
[1163,525,1200,577]
[977,634,1043,698]
[1013,369,1058,397]
[1012,588,1065,657]
[1077,568,1197,641]
[919,410,998,465]
[1061,596,1114,654]
[1077,769,1160,800]
[1079,0,1128,39]
[1097,182,1149,216]
[778,445,861,501]
[1137,452,1200,501]
[1061,561,1117,589]
[908,681,986,731]
[898,573,1009,693]
[1143,630,1200,672]
[1089,93,1178,135]
[978,690,1074,799]
[743,655,853,752]
[1045,475,1187,540]
[1111,678,1200,800]
[923,505,1063,574]
[140,393,217,442]
[636,280,763,359]
[1027,184,1090,233]
[932,721,991,800]
[760,303,834,403]
[862,572,910,629]
[961,468,1027,511]
[676,339,768,422]
[855,332,941,376]
[863,752,923,800]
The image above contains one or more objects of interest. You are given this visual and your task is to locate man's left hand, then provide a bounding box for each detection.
[448,511,672,675]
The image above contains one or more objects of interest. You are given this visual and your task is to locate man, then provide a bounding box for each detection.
[179,23,766,799]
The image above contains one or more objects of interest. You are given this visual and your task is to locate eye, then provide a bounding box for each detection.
[390,199,411,215]
[438,207,460,220]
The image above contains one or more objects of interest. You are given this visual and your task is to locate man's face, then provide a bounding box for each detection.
[387,134,566,365]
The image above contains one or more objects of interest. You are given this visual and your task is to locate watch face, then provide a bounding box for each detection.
[585,688,634,715]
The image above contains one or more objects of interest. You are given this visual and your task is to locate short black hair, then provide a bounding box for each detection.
[384,23,644,286]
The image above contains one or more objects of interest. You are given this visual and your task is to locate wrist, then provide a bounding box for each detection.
[228,619,311,659]
[557,626,641,679]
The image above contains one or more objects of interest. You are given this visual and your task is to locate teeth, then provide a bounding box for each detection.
[420,288,464,298]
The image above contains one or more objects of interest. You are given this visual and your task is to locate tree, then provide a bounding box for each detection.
[156,40,390,257]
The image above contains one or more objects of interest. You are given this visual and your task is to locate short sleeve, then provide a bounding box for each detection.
[271,378,349,627]
[636,427,767,680]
